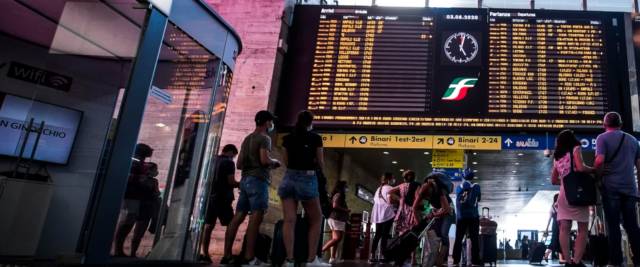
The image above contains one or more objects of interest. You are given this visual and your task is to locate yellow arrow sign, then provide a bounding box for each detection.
[344,134,433,149]
[433,135,501,150]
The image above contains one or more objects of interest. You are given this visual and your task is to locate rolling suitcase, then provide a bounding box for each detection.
[528,240,547,264]
[271,215,317,266]
[241,232,272,263]
[479,207,497,235]
[480,234,497,266]
[383,218,436,264]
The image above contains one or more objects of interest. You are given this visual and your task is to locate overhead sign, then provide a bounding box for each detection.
[433,135,501,150]
[344,134,433,149]
[320,133,346,148]
[552,135,597,151]
[432,150,465,168]
[502,135,547,150]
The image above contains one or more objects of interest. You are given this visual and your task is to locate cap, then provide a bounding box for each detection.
[255,110,277,125]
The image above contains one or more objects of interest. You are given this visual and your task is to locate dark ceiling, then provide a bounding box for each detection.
[330,147,596,220]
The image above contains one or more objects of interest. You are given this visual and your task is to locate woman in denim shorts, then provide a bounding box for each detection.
[278,110,328,267]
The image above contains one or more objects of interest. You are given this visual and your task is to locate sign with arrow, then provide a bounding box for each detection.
[433,135,501,150]
[344,134,432,149]
[501,135,546,150]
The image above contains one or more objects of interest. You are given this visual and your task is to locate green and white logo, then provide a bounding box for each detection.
[442,77,478,101]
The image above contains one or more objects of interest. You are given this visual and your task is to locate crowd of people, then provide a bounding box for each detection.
[114,109,640,267]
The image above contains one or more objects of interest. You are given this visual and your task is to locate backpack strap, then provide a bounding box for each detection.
[605,134,626,164]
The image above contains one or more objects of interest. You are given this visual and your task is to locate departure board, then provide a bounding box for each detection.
[488,11,607,116]
[277,6,630,132]
[309,13,434,112]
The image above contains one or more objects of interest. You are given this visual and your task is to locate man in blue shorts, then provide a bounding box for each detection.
[221,110,281,266]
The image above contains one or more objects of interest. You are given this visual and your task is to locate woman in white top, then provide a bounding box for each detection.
[369,172,397,263]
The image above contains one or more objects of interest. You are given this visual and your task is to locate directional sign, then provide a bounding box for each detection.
[432,150,465,168]
[320,133,346,148]
[433,135,501,150]
[577,135,597,151]
[502,135,547,150]
[344,134,433,149]
[547,135,598,151]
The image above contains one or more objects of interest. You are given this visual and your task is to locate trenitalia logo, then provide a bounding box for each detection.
[442,77,478,101]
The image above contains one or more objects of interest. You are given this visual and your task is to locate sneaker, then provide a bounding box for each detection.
[307,256,331,267]
[283,259,295,267]
[241,257,266,267]
[369,258,379,264]
[329,258,338,264]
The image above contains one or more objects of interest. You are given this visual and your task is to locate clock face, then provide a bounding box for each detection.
[444,32,479,64]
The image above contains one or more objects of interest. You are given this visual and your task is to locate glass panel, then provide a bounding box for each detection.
[536,0,582,10]
[110,22,220,260]
[430,0,478,8]
[190,64,233,261]
[0,0,144,258]
[483,0,531,9]
[588,0,633,12]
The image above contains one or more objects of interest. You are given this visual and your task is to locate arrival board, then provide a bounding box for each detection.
[276,6,629,131]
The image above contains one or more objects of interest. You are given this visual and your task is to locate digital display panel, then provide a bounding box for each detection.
[276,6,630,132]
[0,93,83,164]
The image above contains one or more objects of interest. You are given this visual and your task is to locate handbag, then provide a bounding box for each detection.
[563,148,597,206]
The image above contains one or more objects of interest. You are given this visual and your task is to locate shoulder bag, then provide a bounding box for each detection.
[564,147,597,206]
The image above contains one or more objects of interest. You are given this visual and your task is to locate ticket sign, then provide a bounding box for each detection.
[344,134,433,149]
[432,150,465,168]
[320,133,346,148]
[433,135,501,150]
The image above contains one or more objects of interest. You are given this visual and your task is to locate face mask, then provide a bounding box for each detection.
[390,179,396,185]
[307,125,313,131]
[268,122,275,133]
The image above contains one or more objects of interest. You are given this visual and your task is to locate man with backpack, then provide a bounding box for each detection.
[452,170,481,266]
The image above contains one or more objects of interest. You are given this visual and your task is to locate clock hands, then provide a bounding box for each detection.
[459,34,467,57]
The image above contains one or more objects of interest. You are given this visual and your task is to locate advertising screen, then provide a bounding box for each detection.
[276,6,630,132]
[0,93,83,164]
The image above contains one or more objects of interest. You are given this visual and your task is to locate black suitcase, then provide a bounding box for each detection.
[271,215,317,265]
[241,232,272,263]
[383,218,435,263]
[271,220,286,266]
[480,234,497,266]
[589,234,608,266]
[528,241,546,264]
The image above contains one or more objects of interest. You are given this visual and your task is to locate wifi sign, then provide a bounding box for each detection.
[6,62,73,92]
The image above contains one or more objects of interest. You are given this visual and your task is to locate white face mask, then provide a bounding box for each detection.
[307,125,313,131]
[268,122,275,133]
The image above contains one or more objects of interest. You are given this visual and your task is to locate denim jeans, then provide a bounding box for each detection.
[602,192,640,265]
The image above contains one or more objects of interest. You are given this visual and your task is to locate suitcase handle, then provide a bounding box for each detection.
[482,207,490,218]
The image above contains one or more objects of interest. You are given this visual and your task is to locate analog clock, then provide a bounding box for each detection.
[444,32,479,64]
